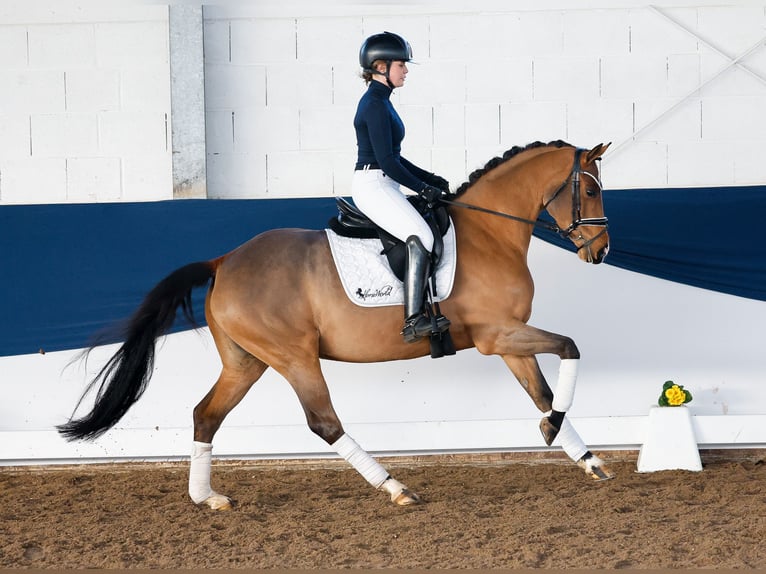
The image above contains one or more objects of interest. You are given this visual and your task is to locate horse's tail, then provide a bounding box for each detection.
[57,260,219,441]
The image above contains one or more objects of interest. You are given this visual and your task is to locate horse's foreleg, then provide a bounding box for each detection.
[504,355,614,480]
[189,356,269,510]
[479,324,580,443]
[503,354,578,453]
[284,362,420,506]
[486,325,614,480]
[539,357,578,445]
[501,354,554,412]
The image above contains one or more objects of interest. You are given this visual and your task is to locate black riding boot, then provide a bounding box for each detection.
[401,236,450,343]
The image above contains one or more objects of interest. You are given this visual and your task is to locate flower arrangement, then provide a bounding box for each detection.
[658,380,692,407]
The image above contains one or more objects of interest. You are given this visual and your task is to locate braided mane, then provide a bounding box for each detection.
[453,139,574,198]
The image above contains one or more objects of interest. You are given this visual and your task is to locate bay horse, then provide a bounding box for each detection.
[59,140,613,510]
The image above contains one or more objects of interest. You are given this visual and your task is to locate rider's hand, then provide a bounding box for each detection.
[419,184,443,204]
[428,174,450,193]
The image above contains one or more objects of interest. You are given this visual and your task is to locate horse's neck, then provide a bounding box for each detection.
[462,157,546,224]
[452,147,571,258]
[492,147,573,216]
[451,175,539,261]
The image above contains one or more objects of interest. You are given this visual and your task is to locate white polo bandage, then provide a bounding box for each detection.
[189,441,214,504]
[381,477,407,498]
[332,433,389,489]
[555,417,588,462]
[552,358,578,412]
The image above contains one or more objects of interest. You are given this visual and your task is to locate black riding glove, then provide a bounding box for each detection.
[427,174,450,193]
[419,184,443,204]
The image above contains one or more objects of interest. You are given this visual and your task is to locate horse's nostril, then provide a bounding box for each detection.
[594,246,609,264]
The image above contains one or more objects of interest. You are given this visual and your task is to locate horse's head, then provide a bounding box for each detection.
[543,143,611,264]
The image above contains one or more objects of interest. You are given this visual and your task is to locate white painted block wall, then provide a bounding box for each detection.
[3,2,765,204]
[203,1,766,199]
[0,5,171,204]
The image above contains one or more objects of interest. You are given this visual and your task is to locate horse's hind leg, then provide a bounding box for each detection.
[189,341,269,510]
[281,359,420,506]
[503,353,614,481]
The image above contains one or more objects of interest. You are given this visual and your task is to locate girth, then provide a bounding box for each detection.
[327,196,451,283]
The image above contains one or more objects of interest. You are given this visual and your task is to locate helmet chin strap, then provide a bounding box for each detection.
[372,61,395,89]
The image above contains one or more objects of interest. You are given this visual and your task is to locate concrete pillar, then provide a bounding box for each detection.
[169,4,207,198]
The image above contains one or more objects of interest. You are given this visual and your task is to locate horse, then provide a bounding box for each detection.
[58,140,613,510]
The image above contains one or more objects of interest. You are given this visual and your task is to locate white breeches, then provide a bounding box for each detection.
[351,169,434,252]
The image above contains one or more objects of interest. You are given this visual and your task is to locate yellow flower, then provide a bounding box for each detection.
[664,385,687,406]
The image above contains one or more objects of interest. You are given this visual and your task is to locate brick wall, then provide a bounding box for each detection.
[2,2,765,204]
[0,5,171,204]
[203,2,766,198]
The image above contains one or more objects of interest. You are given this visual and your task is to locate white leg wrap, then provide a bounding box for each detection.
[552,358,578,412]
[332,433,389,489]
[555,417,588,462]
[381,477,407,498]
[189,441,214,504]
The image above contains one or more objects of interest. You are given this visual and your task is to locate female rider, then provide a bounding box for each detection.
[351,31,450,343]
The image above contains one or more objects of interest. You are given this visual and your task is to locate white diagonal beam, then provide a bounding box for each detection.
[608,33,766,158]
[650,5,766,88]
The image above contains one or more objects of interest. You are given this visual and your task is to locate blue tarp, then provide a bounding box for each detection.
[533,185,766,302]
[0,198,338,358]
[1,186,764,357]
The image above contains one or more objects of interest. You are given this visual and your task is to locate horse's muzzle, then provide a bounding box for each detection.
[591,244,609,264]
[575,226,609,264]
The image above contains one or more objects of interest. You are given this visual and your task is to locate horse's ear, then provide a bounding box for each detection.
[586,142,611,164]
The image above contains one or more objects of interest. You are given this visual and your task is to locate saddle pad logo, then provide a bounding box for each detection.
[356,285,394,301]
[325,225,457,308]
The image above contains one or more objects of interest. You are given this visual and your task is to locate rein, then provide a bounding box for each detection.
[439,147,608,248]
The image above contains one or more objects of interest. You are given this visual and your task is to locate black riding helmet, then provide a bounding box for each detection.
[359,31,413,73]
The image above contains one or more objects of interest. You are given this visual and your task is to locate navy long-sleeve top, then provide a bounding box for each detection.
[353,80,430,192]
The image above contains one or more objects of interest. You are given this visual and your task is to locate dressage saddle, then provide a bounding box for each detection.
[327,196,451,283]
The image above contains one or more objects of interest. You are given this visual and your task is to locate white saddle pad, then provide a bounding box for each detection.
[325,224,457,308]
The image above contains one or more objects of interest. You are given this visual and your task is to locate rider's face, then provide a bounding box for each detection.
[374,60,408,88]
[387,60,408,88]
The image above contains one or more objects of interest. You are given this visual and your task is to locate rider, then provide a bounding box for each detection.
[351,31,451,343]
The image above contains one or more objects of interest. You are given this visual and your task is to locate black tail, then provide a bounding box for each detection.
[57,261,216,441]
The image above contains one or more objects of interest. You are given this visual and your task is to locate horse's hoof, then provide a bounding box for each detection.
[539,416,560,446]
[578,455,615,482]
[391,488,422,506]
[200,493,234,510]
[381,477,422,506]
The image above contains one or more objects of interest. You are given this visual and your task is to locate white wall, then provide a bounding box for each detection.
[202,1,766,198]
[0,4,171,204]
[3,1,764,203]
[2,237,764,465]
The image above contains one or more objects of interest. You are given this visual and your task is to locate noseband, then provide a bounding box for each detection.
[441,147,609,252]
[542,148,609,252]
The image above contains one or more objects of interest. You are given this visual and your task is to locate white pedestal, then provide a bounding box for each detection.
[637,405,702,472]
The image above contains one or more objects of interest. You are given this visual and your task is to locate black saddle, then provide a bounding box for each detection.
[327,196,451,283]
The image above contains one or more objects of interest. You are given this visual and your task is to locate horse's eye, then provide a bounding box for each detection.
[585,187,597,198]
